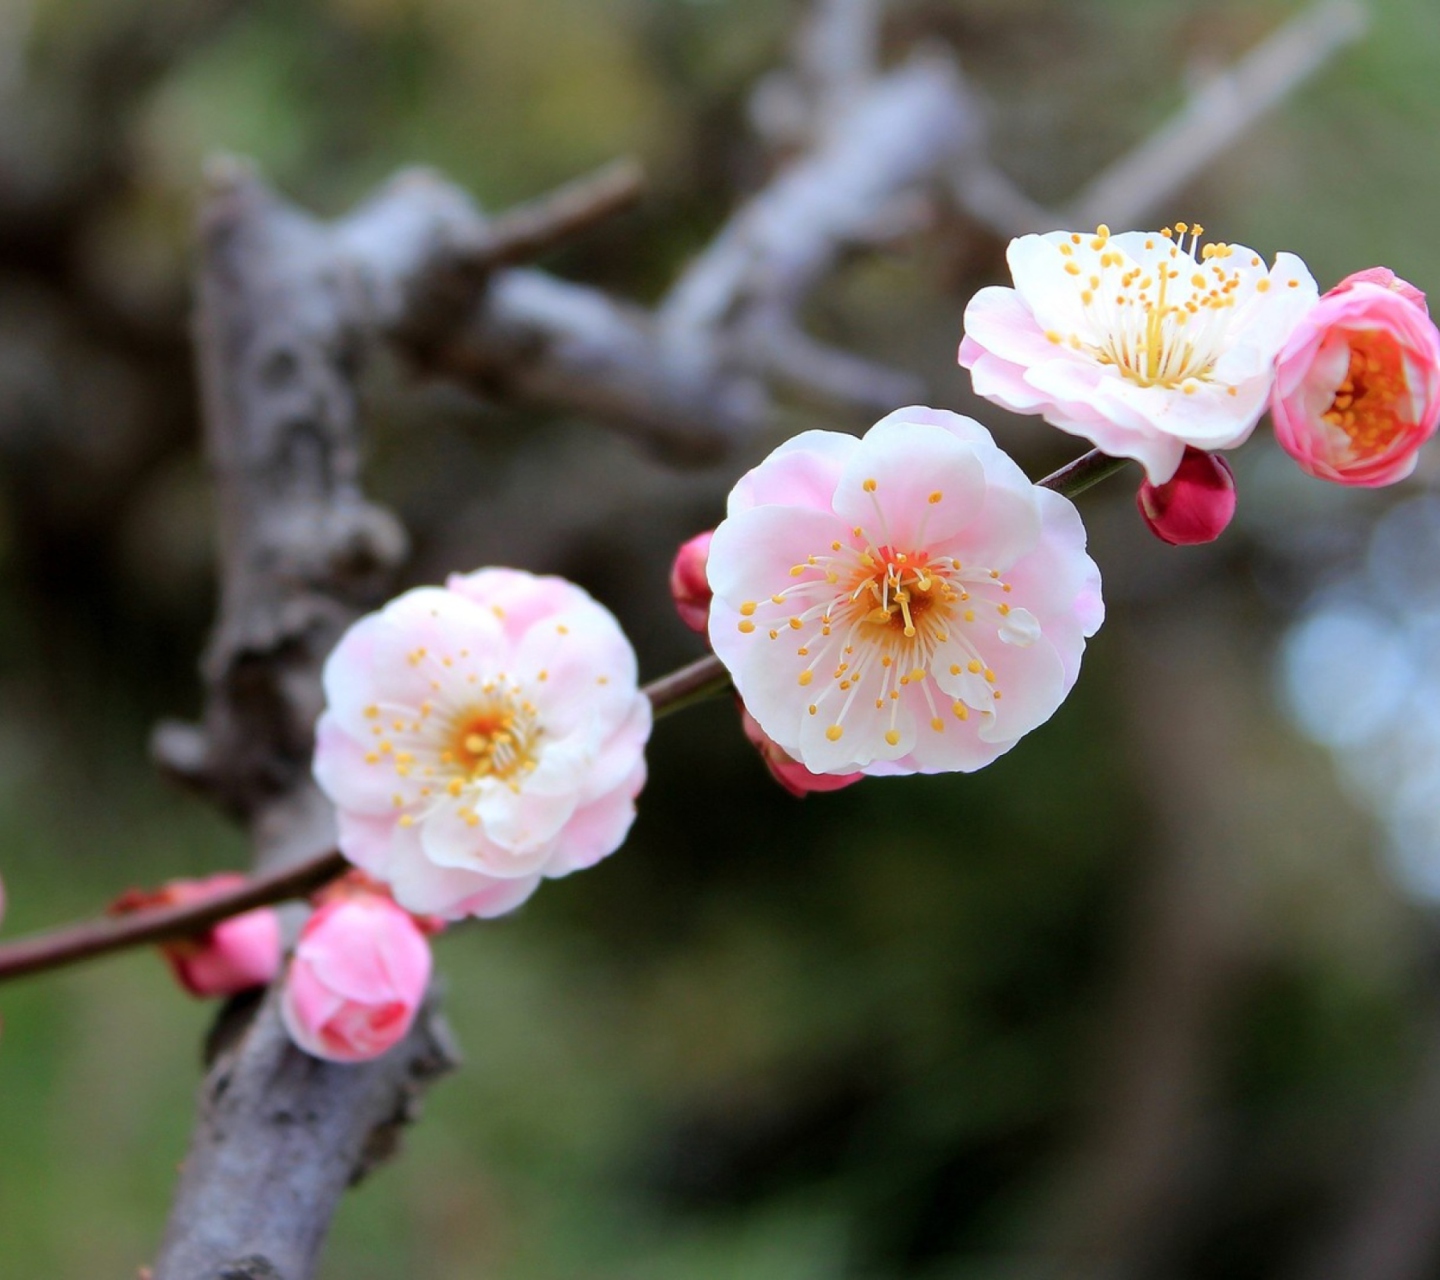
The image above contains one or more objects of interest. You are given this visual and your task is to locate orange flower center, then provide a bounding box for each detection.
[1323,329,1412,456]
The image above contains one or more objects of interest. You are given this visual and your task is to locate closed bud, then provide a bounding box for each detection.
[669,530,714,634]
[740,708,863,798]
[1136,447,1237,546]
[280,888,432,1063]
[112,874,281,999]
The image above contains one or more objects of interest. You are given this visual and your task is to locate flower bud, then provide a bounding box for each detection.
[1136,447,1237,545]
[670,530,714,634]
[740,708,863,797]
[112,874,281,998]
[1271,270,1440,486]
[280,890,432,1063]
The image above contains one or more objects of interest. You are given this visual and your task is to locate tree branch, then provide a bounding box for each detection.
[0,647,751,989]
[1066,0,1368,231]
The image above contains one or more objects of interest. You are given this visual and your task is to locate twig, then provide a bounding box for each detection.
[471,156,645,271]
[1039,449,1133,498]
[1067,0,1368,231]
[0,852,348,986]
[0,650,763,989]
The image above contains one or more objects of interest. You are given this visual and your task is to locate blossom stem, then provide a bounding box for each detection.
[645,654,734,718]
[0,448,1128,990]
[1039,448,1133,498]
[0,851,349,987]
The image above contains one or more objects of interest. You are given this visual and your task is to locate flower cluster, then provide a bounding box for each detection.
[706,406,1103,776]
[959,224,1440,546]
[314,568,651,921]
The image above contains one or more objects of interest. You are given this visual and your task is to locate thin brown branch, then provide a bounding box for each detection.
[0,652,775,990]
[0,852,348,987]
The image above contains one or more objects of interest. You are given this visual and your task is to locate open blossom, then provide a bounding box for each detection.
[111,874,281,998]
[707,406,1103,776]
[959,223,1318,482]
[1270,269,1440,487]
[314,568,652,919]
[280,889,432,1063]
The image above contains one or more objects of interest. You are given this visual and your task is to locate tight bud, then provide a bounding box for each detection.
[740,708,863,798]
[1136,447,1237,546]
[670,530,714,634]
[112,874,281,998]
[280,888,432,1063]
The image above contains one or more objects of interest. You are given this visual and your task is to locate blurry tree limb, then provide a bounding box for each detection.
[1295,1017,1440,1280]
[148,158,457,1280]
[1034,616,1266,1280]
[0,852,348,987]
[1066,0,1368,231]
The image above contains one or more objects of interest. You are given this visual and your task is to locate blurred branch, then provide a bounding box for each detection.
[0,853,348,987]
[1035,618,1265,1280]
[1067,0,1368,230]
[1296,1017,1440,1280]
[148,157,456,1280]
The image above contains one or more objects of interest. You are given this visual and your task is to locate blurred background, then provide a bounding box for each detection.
[3,0,1440,1276]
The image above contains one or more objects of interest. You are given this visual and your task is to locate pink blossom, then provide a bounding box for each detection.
[707,406,1103,776]
[739,707,862,797]
[670,530,714,634]
[959,224,1318,482]
[113,874,281,998]
[280,890,432,1063]
[1270,271,1440,487]
[1136,447,1237,546]
[314,568,651,919]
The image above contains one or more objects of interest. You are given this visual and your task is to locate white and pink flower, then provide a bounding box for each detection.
[707,406,1103,776]
[314,568,652,920]
[1270,268,1440,487]
[959,224,1318,482]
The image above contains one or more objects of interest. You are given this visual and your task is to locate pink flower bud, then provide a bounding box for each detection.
[113,874,281,998]
[280,891,432,1063]
[740,708,863,797]
[1271,270,1440,486]
[670,530,714,634]
[1136,447,1237,546]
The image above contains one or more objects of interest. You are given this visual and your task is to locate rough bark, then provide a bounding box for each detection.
[150,161,455,1280]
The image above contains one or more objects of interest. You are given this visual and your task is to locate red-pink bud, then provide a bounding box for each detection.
[280,891,432,1063]
[114,874,281,998]
[670,530,714,634]
[740,708,863,798]
[1136,447,1237,545]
